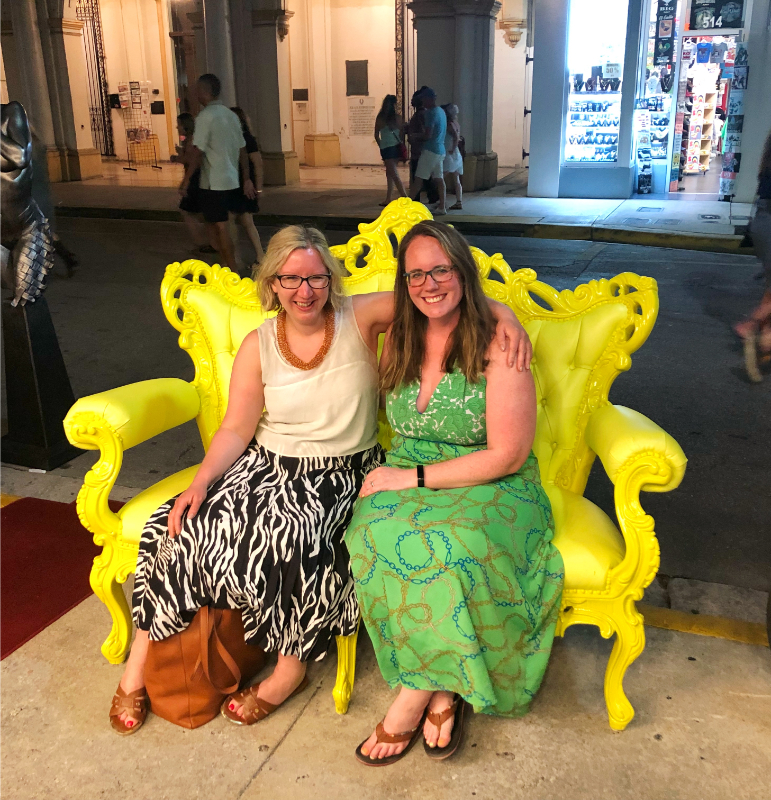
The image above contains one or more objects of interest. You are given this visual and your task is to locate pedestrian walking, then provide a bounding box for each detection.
[179,74,256,274]
[406,89,439,206]
[407,87,447,215]
[374,95,407,206]
[734,129,771,382]
[442,104,463,211]
[230,106,265,269]
[172,113,217,255]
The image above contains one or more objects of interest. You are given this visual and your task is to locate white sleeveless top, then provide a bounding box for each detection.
[255,296,379,457]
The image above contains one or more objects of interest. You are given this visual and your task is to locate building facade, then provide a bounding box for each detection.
[1,0,532,187]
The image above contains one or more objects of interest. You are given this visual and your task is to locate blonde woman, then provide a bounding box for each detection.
[109,224,533,735]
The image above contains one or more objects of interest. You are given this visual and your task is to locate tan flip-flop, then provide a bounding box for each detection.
[423,694,468,760]
[221,676,309,725]
[355,710,427,766]
[109,684,149,736]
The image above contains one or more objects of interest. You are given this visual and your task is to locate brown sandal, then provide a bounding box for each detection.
[109,685,149,736]
[220,676,309,725]
[355,710,427,766]
[423,694,468,760]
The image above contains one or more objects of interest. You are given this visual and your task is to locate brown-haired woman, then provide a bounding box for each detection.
[346,221,564,765]
[734,130,771,381]
[375,94,407,206]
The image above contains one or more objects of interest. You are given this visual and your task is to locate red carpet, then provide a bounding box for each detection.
[1,497,120,660]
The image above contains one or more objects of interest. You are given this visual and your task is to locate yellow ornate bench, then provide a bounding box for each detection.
[64,199,686,730]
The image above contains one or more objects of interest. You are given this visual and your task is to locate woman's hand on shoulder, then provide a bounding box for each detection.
[489,301,532,372]
[168,478,208,538]
[358,466,416,498]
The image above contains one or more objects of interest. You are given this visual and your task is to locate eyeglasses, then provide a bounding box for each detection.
[403,265,455,287]
[274,273,331,289]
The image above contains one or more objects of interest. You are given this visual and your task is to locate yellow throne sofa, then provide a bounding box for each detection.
[64,199,686,731]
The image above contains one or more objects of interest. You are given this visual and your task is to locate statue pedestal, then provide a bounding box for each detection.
[2,298,79,470]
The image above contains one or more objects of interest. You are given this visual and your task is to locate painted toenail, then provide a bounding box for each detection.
[229,703,235,710]
[127,721,133,727]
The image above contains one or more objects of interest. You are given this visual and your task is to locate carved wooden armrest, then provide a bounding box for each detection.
[585,404,687,596]
[63,379,200,544]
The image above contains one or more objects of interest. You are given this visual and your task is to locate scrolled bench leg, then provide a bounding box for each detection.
[333,627,359,715]
[90,554,133,665]
[604,610,645,731]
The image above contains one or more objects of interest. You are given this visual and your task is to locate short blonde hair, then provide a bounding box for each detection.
[253,225,346,312]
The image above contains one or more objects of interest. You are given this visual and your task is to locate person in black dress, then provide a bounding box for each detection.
[173,113,217,255]
[230,106,264,271]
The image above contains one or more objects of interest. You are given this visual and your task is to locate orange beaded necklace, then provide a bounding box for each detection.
[276,305,335,371]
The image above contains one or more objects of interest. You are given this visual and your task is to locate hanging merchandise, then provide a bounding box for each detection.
[635,110,653,193]
[719,41,748,200]
[654,1,676,68]
[121,80,162,172]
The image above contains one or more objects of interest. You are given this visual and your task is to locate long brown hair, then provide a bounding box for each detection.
[380,221,496,393]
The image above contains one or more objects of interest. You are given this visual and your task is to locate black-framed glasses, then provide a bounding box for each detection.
[274,273,331,289]
[403,265,455,287]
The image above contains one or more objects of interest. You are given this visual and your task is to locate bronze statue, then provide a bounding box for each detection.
[1,101,54,306]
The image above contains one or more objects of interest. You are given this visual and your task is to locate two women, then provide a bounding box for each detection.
[347,221,564,764]
[110,224,529,734]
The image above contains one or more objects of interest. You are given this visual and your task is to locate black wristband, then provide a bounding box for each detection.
[416,465,425,488]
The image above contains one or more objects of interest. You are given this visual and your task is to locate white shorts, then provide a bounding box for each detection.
[415,150,445,181]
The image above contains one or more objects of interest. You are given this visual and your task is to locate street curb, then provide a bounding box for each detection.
[57,205,755,255]
[639,603,769,647]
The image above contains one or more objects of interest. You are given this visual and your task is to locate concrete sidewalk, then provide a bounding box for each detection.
[1,580,769,800]
[50,161,756,253]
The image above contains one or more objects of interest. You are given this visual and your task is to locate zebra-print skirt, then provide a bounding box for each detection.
[132,441,384,662]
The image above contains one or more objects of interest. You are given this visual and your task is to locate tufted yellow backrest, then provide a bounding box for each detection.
[161,199,658,496]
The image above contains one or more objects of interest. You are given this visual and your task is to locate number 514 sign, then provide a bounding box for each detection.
[690,0,744,30]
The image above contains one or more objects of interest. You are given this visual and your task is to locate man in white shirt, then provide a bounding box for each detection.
[180,74,256,272]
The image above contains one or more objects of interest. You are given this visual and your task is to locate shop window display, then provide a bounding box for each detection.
[563,0,630,164]
[679,35,734,178]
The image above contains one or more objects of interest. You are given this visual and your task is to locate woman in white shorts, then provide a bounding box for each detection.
[442,104,463,211]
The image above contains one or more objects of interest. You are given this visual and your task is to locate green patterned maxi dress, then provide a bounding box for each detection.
[345,371,564,717]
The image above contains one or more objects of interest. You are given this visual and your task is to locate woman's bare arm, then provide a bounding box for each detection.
[352,292,532,369]
[167,330,265,535]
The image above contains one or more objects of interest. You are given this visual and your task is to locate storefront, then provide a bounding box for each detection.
[527,0,758,199]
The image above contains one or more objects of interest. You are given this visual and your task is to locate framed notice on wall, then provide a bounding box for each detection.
[347,97,377,138]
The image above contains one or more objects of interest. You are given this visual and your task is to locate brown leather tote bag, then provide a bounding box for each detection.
[145,606,265,729]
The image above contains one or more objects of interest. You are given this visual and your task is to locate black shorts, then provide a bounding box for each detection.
[179,170,201,213]
[380,145,401,161]
[199,188,240,223]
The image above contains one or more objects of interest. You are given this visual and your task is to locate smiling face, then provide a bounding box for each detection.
[271,248,331,326]
[403,235,463,323]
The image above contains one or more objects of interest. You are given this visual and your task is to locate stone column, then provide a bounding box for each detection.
[203,0,237,107]
[6,0,61,180]
[230,0,299,185]
[304,0,341,166]
[48,5,103,180]
[409,0,500,190]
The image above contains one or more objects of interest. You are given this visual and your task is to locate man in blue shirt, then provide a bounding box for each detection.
[408,87,447,215]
